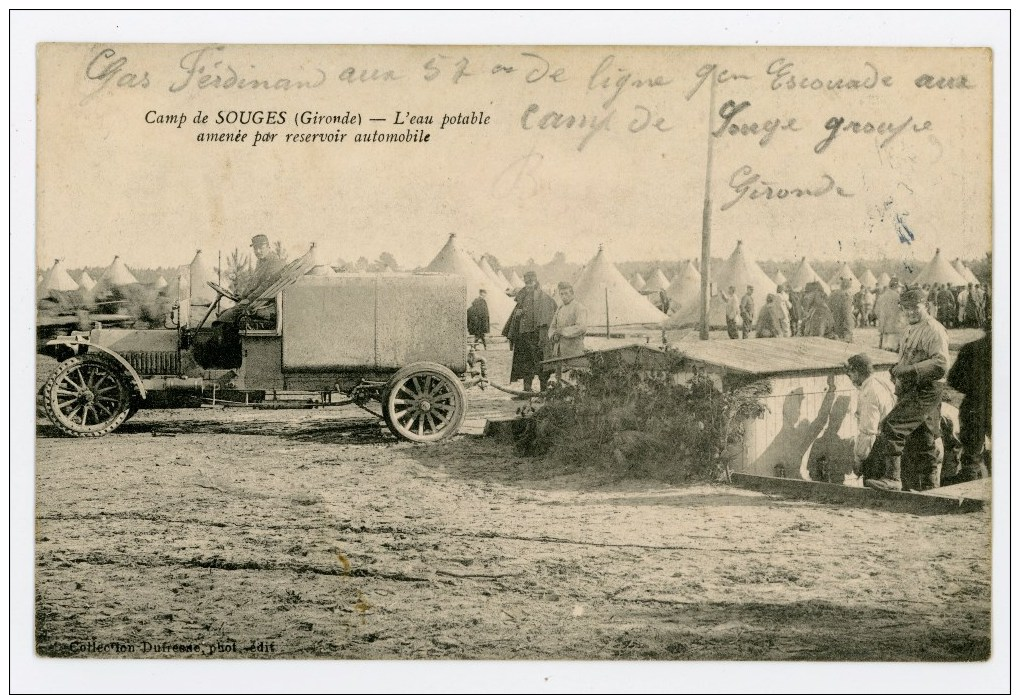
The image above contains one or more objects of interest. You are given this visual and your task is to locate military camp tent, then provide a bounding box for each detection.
[662,260,703,328]
[876,271,891,289]
[40,259,79,292]
[479,256,509,292]
[153,275,168,290]
[425,234,514,330]
[858,268,878,290]
[952,259,980,285]
[77,270,96,291]
[828,262,862,293]
[103,255,139,287]
[630,272,647,292]
[572,246,668,328]
[788,257,830,294]
[708,241,776,324]
[187,251,215,304]
[508,270,525,291]
[305,243,336,275]
[644,269,671,293]
[913,248,967,287]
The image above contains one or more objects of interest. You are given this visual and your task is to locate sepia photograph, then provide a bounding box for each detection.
[13,11,1009,693]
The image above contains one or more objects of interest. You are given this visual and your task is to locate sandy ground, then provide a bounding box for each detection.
[34,330,992,661]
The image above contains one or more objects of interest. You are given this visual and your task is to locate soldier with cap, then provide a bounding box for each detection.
[206,234,285,368]
[844,353,897,484]
[549,281,588,360]
[865,287,950,491]
[502,270,558,394]
[739,285,755,339]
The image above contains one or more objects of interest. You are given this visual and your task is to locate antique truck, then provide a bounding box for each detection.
[38,253,479,442]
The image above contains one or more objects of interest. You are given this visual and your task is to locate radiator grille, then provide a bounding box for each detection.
[121,351,181,376]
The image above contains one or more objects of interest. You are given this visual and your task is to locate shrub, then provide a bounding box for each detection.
[515,349,770,484]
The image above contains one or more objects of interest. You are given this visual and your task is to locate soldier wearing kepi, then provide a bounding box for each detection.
[208,234,285,368]
[865,288,950,491]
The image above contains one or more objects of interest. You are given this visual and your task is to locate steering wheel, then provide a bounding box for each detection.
[207,281,241,303]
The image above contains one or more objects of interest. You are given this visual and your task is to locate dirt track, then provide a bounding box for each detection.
[34,337,991,661]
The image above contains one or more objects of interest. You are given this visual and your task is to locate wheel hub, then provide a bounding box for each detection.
[418,400,432,412]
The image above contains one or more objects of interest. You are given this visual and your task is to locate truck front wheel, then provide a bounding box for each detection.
[42,355,132,437]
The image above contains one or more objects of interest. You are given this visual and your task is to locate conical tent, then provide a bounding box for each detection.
[500,269,514,289]
[40,259,79,292]
[788,257,830,295]
[828,262,862,293]
[630,272,647,291]
[711,241,776,323]
[663,261,703,327]
[771,270,788,287]
[913,248,967,287]
[858,268,878,289]
[305,243,336,275]
[644,268,671,293]
[572,246,668,327]
[952,259,980,285]
[877,272,891,289]
[188,251,215,304]
[479,256,509,291]
[424,234,514,330]
[508,270,525,290]
[77,270,96,291]
[103,255,139,287]
[153,275,168,290]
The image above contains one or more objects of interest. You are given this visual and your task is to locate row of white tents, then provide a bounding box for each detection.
[40,237,984,333]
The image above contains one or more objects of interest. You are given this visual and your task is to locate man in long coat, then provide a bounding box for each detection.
[946,326,991,481]
[502,271,558,393]
[875,279,904,350]
[467,289,490,350]
[828,277,855,342]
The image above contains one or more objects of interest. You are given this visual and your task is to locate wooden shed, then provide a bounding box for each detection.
[674,338,899,482]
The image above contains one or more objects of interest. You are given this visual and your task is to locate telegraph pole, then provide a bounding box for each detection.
[699,77,717,341]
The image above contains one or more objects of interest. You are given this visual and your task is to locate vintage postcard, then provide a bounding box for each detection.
[22,27,1006,691]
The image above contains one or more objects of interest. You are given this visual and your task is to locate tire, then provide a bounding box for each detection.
[383,362,467,442]
[42,355,132,437]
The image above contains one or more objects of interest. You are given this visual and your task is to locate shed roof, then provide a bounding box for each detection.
[673,337,899,376]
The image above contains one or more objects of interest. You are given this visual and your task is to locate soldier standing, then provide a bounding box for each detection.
[865,288,950,491]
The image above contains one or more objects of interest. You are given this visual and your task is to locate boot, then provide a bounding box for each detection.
[865,456,902,491]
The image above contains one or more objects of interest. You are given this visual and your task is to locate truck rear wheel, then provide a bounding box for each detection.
[383,363,466,442]
[42,355,131,437]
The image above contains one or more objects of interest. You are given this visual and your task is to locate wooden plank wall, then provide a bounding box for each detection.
[737,373,858,482]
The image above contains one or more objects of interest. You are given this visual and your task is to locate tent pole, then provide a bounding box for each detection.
[699,75,717,341]
[605,287,610,338]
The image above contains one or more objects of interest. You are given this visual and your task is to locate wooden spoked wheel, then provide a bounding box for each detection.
[42,355,131,437]
[383,363,467,442]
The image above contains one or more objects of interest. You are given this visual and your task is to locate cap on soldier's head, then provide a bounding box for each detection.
[845,352,874,375]
[898,288,927,307]
[250,234,270,248]
[524,271,538,282]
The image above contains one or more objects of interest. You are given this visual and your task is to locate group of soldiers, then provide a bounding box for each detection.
[846,287,991,491]
[722,276,991,349]
[469,272,588,396]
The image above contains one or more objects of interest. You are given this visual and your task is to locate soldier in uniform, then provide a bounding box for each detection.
[204,234,285,368]
[865,288,950,491]
[503,271,558,394]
